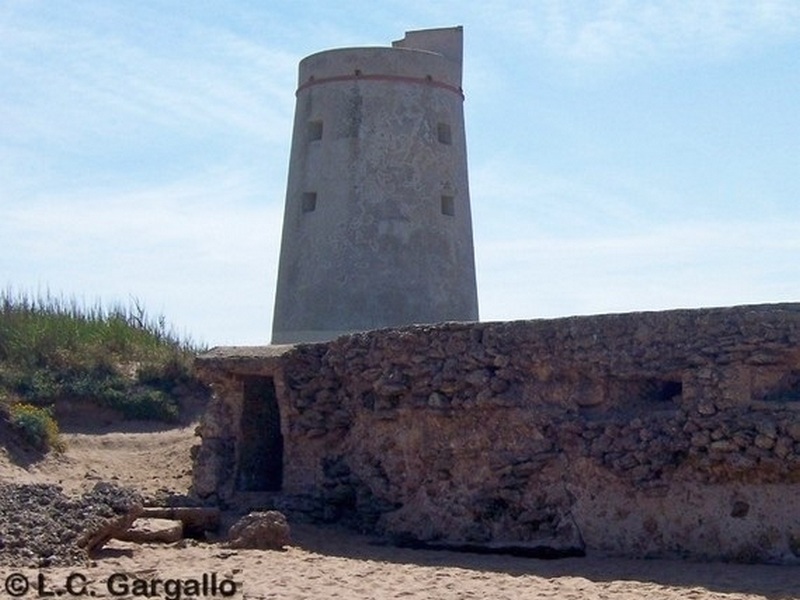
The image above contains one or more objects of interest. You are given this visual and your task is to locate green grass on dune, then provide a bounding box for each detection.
[0,289,207,449]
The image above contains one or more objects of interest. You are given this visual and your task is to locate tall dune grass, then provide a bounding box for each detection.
[0,289,207,436]
[0,289,202,368]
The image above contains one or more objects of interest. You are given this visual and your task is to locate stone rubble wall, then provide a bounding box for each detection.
[193,304,800,563]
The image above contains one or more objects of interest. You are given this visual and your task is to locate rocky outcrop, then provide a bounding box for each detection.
[194,304,800,563]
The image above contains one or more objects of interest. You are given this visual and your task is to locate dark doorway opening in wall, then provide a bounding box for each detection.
[237,376,283,492]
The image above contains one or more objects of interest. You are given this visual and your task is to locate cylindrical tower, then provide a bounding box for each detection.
[272,26,479,344]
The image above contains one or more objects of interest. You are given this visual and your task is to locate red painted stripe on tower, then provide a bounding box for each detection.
[296,73,464,98]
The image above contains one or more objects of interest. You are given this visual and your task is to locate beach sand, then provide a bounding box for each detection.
[2,423,799,599]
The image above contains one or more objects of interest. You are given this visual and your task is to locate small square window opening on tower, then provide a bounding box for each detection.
[437,122,452,145]
[302,192,317,213]
[441,195,455,216]
[308,120,323,141]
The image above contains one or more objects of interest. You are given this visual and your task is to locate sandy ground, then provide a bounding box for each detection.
[2,423,800,599]
[0,421,196,497]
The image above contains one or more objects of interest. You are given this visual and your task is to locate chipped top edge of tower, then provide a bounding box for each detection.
[298,27,464,90]
[300,26,462,71]
[392,25,463,65]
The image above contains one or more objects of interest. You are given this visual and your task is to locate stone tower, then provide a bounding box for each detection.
[272,26,479,344]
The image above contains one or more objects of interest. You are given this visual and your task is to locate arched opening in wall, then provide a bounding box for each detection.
[237,375,283,492]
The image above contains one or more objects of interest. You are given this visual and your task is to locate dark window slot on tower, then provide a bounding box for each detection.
[437,122,452,145]
[308,120,323,141]
[302,192,317,213]
[441,195,455,216]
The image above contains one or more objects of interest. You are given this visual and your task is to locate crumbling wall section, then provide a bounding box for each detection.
[193,304,800,562]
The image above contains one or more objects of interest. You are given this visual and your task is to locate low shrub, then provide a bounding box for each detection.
[136,355,193,390]
[7,402,64,452]
[117,389,180,422]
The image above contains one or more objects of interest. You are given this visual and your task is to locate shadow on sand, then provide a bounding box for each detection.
[0,417,48,468]
[290,523,800,600]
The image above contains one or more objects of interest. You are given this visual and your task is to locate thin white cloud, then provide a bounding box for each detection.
[467,0,800,65]
[470,157,684,241]
[0,4,298,146]
[0,2,303,344]
[2,168,285,345]
[476,219,800,322]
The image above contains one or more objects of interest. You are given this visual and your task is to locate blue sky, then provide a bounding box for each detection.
[2,1,799,345]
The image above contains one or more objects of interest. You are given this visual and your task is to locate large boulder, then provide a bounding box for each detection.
[226,511,290,550]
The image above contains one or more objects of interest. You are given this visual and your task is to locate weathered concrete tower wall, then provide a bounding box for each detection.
[272,27,479,344]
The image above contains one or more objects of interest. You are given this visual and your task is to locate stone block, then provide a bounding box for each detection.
[116,518,183,544]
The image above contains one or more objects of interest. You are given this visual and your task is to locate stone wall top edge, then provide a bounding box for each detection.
[195,302,800,375]
[492,302,800,328]
[205,302,800,354]
[196,345,296,361]
[328,302,800,338]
